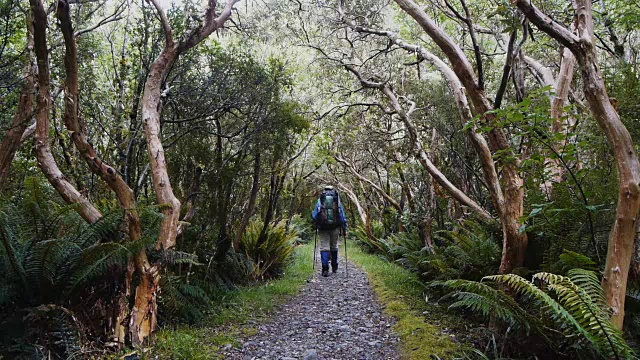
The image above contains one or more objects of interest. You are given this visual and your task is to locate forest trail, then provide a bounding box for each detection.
[221,257,399,360]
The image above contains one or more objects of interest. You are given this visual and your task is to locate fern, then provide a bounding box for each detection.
[0,178,162,358]
[163,249,202,266]
[436,278,544,337]
[478,271,635,359]
[533,272,633,359]
[556,250,598,273]
[159,275,212,323]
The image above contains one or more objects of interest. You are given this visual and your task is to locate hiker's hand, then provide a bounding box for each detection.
[343,230,347,237]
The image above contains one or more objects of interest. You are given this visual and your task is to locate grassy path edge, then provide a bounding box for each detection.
[348,243,460,359]
[151,241,463,359]
[151,244,315,359]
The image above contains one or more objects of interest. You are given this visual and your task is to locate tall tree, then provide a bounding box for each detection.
[515,0,640,330]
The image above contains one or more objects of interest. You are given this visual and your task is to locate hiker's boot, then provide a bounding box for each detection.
[330,250,338,273]
[320,251,330,277]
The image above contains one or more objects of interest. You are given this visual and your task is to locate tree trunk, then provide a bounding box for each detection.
[0,15,35,184]
[524,50,576,194]
[515,0,640,329]
[129,249,159,346]
[142,0,237,251]
[30,0,102,224]
[142,41,181,251]
[234,147,261,251]
[334,154,403,212]
[57,0,151,345]
[392,0,527,272]
[336,181,368,227]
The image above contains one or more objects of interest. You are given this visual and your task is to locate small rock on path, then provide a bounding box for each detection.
[222,259,399,359]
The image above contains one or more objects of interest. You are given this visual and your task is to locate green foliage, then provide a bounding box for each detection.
[0,179,120,357]
[351,220,387,254]
[287,214,313,244]
[427,221,501,281]
[0,178,166,358]
[240,219,296,280]
[159,275,212,324]
[352,220,500,282]
[440,269,636,359]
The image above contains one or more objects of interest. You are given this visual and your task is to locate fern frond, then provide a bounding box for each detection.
[557,250,598,273]
[485,274,590,338]
[64,242,130,297]
[566,269,607,311]
[534,272,635,359]
[438,278,542,335]
[163,250,202,266]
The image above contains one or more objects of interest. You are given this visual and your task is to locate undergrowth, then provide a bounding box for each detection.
[149,243,314,359]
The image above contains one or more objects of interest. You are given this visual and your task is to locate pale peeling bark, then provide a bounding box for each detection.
[30,0,102,224]
[129,249,159,346]
[142,42,180,250]
[515,0,640,330]
[20,121,36,142]
[131,0,238,344]
[380,85,494,222]
[524,50,576,193]
[143,0,237,251]
[392,0,527,272]
[0,16,35,184]
[336,181,368,226]
[334,154,402,212]
[56,1,142,345]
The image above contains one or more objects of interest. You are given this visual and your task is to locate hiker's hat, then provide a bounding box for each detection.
[323,185,334,191]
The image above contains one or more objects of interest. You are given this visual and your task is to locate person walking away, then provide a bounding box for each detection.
[311,185,348,277]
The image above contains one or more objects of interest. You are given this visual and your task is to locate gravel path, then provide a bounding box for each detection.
[222,258,399,360]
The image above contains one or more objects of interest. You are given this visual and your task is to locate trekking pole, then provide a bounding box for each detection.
[343,230,348,278]
[313,226,318,269]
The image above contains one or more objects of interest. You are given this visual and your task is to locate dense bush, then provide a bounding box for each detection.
[352,220,501,282]
[0,178,150,358]
[287,214,313,244]
[240,219,297,280]
[0,179,217,357]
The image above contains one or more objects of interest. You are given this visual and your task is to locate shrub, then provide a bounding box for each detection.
[351,220,388,255]
[0,178,148,358]
[240,219,296,280]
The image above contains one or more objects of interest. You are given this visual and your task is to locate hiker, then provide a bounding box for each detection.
[311,185,348,277]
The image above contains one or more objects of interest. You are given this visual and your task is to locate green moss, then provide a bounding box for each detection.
[348,243,460,359]
[150,243,314,359]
